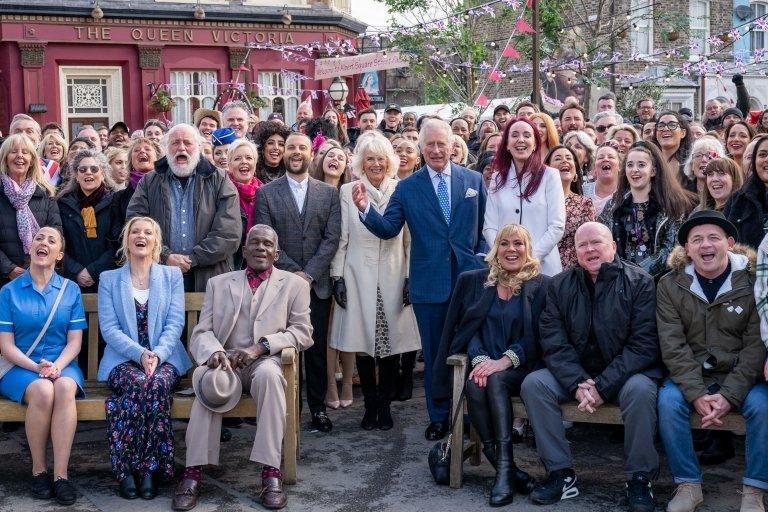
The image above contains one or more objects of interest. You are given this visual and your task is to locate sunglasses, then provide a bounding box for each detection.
[76,165,100,174]
[595,124,615,133]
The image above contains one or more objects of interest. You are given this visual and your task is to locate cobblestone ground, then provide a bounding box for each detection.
[0,375,754,511]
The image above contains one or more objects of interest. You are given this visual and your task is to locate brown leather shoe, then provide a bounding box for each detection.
[172,478,200,511]
[260,475,287,509]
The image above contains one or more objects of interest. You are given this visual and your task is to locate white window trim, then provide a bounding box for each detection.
[257,71,302,124]
[170,70,218,125]
[660,89,695,113]
[58,66,124,141]
[688,0,710,59]
[629,0,654,56]
[751,2,767,55]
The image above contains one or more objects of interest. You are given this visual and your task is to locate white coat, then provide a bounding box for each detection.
[329,175,421,356]
[483,165,566,276]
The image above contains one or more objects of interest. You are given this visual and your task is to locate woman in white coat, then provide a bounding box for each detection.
[329,132,420,431]
[483,117,566,276]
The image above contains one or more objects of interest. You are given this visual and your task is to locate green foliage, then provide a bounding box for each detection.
[616,81,665,120]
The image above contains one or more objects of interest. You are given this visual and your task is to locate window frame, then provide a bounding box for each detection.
[169,70,218,125]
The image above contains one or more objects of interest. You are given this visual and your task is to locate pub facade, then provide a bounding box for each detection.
[0,0,366,137]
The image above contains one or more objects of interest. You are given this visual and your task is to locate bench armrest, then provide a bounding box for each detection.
[447,354,468,367]
[281,347,297,365]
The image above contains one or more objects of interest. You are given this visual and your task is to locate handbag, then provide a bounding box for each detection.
[428,386,466,486]
[0,279,70,380]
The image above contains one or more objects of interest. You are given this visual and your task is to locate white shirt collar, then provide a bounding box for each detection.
[427,162,452,180]
[286,174,308,189]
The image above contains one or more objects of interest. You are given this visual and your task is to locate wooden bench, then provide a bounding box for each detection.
[0,292,300,485]
[446,353,747,489]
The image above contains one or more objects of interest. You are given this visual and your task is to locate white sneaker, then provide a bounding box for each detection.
[667,483,703,512]
[741,485,766,512]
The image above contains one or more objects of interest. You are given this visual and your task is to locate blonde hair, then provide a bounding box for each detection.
[117,216,163,265]
[126,137,163,174]
[37,132,67,164]
[484,224,541,295]
[226,138,259,168]
[0,134,55,196]
[351,131,399,179]
[530,112,560,151]
[607,123,640,143]
[451,135,468,165]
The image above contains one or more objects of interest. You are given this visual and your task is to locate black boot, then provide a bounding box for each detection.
[357,355,378,430]
[482,442,497,469]
[489,441,515,507]
[396,351,416,401]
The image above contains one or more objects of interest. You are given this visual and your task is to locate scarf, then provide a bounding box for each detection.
[230,175,262,233]
[0,174,39,254]
[129,169,147,190]
[78,184,107,239]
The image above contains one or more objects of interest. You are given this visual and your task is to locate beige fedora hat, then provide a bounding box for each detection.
[192,362,242,414]
[193,108,222,128]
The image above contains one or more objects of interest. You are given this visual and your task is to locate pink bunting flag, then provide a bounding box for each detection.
[239,64,249,71]
[488,69,502,81]
[515,19,535,33]
[475,93,489,107]
[527,0,533,6]
[502,45,521,59]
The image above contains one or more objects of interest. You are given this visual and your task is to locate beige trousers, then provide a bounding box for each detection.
[184,356,287,469]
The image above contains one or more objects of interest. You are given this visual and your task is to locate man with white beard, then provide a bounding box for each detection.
[127,123,241,292]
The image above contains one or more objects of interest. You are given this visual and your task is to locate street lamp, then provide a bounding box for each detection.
[327,76,349,107]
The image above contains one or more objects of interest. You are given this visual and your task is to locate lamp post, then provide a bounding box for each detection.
[327,76,349,108]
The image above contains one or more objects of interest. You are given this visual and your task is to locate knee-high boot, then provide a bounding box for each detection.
[466,380,497,468]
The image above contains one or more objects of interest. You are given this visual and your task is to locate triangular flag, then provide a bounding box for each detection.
[475,93,489,107]
[502,45,521,59]
[489,69,501,81]
[526,0,532,7]
[516,18,535,33]
[239,64,249,71]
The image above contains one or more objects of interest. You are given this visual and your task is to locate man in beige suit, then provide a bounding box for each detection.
[172,224,313,511]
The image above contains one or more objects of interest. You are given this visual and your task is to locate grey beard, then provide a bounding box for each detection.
[169,151,200,178]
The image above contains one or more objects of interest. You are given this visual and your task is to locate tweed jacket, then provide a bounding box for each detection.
[253,175,341,299]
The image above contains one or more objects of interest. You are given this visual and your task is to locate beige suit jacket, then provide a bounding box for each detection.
[189,267,314,365]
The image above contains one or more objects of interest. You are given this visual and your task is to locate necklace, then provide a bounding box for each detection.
[131,272,149,288]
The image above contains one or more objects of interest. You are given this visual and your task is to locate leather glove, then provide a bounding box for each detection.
[333,278,347,309]
[403,278,411,307]
[732,73,744,85]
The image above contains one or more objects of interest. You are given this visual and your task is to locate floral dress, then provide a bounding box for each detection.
[558,194,596,269]
[105,297,180,482]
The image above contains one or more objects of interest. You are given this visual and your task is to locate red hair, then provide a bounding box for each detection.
[490,116,546,200]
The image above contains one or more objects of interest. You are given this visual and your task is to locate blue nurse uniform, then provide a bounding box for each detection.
[0,271,87,403]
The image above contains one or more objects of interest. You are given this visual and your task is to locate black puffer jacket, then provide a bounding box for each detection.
[0,185,61,284]
[539,255,662,401]
[724,173,767,250]
[57,191,118,292]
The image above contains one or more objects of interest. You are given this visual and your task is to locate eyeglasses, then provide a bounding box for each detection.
[692,151,718,160]
[595,124,615,133]
[703,169,727,177]
[656,121,680,131]
[76,165,100,174]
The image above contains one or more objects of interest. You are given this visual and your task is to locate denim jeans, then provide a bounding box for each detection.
[658,379,768,490]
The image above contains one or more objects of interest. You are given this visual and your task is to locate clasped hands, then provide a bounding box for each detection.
[37,359,61,380]
[167,254,192,273]
[693,393,731,429]
[207,344,267,370]
[575,379,604,414]
[141,350,159,377]
[468,357,512,388]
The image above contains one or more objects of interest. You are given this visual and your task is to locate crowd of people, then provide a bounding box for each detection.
[0,73,768,512]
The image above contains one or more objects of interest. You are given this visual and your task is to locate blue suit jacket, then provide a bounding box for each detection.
[362,163,486,303]
[97,263,192,380]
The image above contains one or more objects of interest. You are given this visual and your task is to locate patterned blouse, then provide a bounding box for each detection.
[134,299,150,350]
[559,194,596,269]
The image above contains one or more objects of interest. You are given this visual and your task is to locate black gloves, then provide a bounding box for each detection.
[732,74,744,85]
[333,278,347,309]
[403,278,411,307]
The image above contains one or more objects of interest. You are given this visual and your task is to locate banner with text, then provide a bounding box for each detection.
[314,51,408,80]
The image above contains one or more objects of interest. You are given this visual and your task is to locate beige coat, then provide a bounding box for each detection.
[329,176,421,356]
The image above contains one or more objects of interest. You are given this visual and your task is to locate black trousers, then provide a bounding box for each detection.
[301,290,331,414]
[357,354,398,410]
[466,368,527,444]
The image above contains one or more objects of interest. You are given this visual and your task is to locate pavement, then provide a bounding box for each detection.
[0,376,756,512]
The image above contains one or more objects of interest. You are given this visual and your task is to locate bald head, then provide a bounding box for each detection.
[575,222,617,280]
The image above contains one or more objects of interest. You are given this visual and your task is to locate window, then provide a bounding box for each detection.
[752,2,767,54]
[170,71,217,124]
[257,71,301,124]
[58,66,123,140]
[629,0,653,55]
[689,0,710,57]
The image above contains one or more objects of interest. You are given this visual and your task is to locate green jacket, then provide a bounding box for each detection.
[657,244,765,408]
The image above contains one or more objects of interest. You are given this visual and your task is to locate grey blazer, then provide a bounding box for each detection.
[253,176,341,299]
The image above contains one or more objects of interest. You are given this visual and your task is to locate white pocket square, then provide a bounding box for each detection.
[465,188,478,198]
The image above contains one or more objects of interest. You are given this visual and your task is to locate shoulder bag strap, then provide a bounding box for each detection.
[23,279,70,358]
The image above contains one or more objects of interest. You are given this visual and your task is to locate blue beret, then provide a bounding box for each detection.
[212,127,237,147]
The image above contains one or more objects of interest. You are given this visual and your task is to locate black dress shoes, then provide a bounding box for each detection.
[378,407,394,431]
[311,412,333,433]
[360,408,378,430]
[425,420,449,440]
[139,473,157,500]
[119,474,139,499]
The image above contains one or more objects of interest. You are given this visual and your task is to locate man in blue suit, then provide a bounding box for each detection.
[352,119,486,439]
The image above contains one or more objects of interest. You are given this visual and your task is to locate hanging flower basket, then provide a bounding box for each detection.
[666,30,680,42]
[246,91,269,110]
[149,90,176,113]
